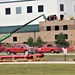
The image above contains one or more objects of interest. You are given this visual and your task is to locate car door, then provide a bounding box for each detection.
[38,44,46,52]
[44,44,52,52]
[41,44,47,52]
[15,45,23,53]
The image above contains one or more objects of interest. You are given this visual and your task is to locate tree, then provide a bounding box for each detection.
[27,36,33,46]
[27,36,46,46]
[35,36,43,46]
[55,32,69,47]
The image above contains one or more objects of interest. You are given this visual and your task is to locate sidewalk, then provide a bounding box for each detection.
[0,61,75,64]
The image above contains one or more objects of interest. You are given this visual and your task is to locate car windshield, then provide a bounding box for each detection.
[24,44,30,47]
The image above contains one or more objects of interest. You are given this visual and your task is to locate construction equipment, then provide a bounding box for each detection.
[0,53,45,62]
[0,14,46,42]
[47,14,57,21]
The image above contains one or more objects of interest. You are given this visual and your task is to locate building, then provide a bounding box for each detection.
[0,0,75,45]
[0,0,75,26]
[39,20,75,45]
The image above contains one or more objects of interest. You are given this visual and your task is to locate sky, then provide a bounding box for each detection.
[0,0,17,2]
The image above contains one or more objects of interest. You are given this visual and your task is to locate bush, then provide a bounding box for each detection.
[27,36,47,47]
[55,32,69,47]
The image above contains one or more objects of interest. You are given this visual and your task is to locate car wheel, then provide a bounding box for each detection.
[7,50,11,55]
[50,50,54,54]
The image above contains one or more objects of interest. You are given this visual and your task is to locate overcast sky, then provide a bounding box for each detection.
[0,0,17,2]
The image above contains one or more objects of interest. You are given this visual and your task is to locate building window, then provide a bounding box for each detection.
[16,7,21,14]
[63,25,68,30]
[60,15,64,20]
[13,37,17,42]
[60,4,64,11]
[38,5,44,12]
[27,6,32,13]
[55,35,58,39]
[5,8,11,15]
[64,34,68,39]
[46,26,51,31]
[55,26,59,31]
[74,5,75,12]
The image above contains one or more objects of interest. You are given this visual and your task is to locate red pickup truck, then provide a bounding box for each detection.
[4,44,35,55]
[0,43,13,52]
[35,44,62,53]
[0,43,5,52]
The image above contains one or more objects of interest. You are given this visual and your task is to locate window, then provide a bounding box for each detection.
[46,26,51,31]
[13,37,17,42]
[60,15,64,20]
[55,26,59,31]
[74,5,75,12]
[63,25,68,30]
[0,44,2,47]
[16,7,21,14]
[27,6,32,13]
[16,45,21,48]
[5,8,11,15]
[60,4,64,11]
[64,34,68,39]
[47,44,52,47]
[38,5,44,12]
[55,35,59,39]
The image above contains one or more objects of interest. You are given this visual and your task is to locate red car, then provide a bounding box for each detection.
[35,44,62,53]
[4,44,35,55]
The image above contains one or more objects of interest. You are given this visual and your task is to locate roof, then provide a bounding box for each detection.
[0,0,36,4]
[0,24,39,34]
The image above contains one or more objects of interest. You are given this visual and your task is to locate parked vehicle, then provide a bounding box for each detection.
[4,44,36,55]
[35,44,62,53]
[0,43,5,52]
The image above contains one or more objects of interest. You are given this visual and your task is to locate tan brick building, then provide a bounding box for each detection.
[0,0,75,46]
[0,20,75,46]
[39,20,75,45]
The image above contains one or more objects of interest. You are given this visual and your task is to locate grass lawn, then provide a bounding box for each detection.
[0,54,75,75]
[0,64,75,75]
[45,55,75,61]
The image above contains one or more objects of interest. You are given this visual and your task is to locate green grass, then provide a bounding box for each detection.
[0,54,75,75]
[0,64,75,75]
[45,55,75,61]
